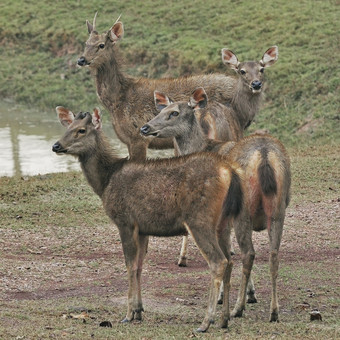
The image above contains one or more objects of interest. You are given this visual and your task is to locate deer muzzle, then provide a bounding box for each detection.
[251,80,262,91]
[77,56,88,66]
[140,124,159,137]
[52,142,67,154]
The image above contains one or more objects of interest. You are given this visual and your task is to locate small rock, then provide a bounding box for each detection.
[99,321,112,328]
[310,309,322,321]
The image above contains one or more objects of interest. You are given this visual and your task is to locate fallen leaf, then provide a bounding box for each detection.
[27,248,42,255]
[70,311,89,320]
[295,302,310,311]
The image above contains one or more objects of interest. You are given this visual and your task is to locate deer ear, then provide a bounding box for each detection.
[189,87,208,109]
[221,48,239,71]
[109,22,124,42]
[154,91,172,111]
[260,46,278,68]
[56,106,75,127]
[92,108,102,130]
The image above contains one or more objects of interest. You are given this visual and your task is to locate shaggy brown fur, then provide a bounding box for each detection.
[52,106,244,332]
[78,14,237,161]
[142,88,291,322]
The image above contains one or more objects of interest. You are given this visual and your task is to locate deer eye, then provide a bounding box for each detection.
[78,128,86,134]
[240,69,246,75]
[260,67,264,73]
[99,43,105,49]
[169,111,179,118]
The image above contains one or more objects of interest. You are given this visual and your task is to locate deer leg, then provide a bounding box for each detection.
[268,215,284,322]
[246,275,257,303]
[185,223,227,333]
[232,218,255,318]
[216,220,233,328]
[224,274,256,305]
[134,234,149,320]
[120,224,146,323]
[230,229,236,255]
[178,234,188,267]
[217,228,234,304]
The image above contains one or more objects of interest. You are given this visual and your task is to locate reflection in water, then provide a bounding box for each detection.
[0,101,173,177]
[0,101,122,177]
[0,127,14,176]
[18,134,80,175]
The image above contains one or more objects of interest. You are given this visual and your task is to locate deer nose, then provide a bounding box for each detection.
[77,57,87,66]
[140,125,151,135]
[251,80,262,90]
[52,142,61,152]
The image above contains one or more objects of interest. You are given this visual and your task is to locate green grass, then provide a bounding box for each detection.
[0,0,339,146]
[0,172,107,230]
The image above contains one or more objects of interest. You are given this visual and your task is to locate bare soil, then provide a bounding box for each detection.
[1,196,339,338]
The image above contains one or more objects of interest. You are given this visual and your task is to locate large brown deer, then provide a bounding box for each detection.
[77,13,236,161]
[52,106,244,332]
[141,87,291,322]
[141,89,243,267]
[77,13,278,160]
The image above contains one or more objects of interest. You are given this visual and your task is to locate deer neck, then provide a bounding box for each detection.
[175,116,208,155]
[78,133,125,197]
[231,80,263,129]
[93,50,131,110]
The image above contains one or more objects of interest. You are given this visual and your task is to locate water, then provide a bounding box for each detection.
[0,100,173,177]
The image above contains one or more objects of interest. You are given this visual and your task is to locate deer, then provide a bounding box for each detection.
[221,45,279,131]
[141,87,291,322]
[77,12,278,161]
[77,13,237,161]
[52,106,244,332]
[195,46,279,140]
[140,90,243,267]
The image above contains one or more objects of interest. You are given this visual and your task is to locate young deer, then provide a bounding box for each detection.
[196,46,279,140]
[141,89,243,267]
[52,106,244,332]
[221,46,278,130]
[77,13,237,161]
[141,87,291,322]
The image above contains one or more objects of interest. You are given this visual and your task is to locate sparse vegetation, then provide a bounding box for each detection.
[0,146,339,338]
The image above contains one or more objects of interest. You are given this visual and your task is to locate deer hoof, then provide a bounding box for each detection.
[247,295,257,304]
[219,317,229,329]
[270,312,279,322]
[196,319,213,333]
[231,309,244,318]
[217,292,223,305]
[178,257,187,267]
[195,327,207,333]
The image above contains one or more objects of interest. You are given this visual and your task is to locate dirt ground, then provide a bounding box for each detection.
[1,194,339,338]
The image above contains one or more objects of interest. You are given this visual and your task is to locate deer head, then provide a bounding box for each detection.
[52,107,102,156]
[221,46,278,94]
[77,13,124,68]
[140,88,208,138]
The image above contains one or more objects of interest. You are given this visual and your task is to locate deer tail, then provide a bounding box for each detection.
[222,169,243,219]
[258,156,277,197]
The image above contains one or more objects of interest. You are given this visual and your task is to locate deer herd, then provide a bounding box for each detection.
[52,13,291,332]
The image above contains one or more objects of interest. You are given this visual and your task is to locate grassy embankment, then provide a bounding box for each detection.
[0,0,339,146]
